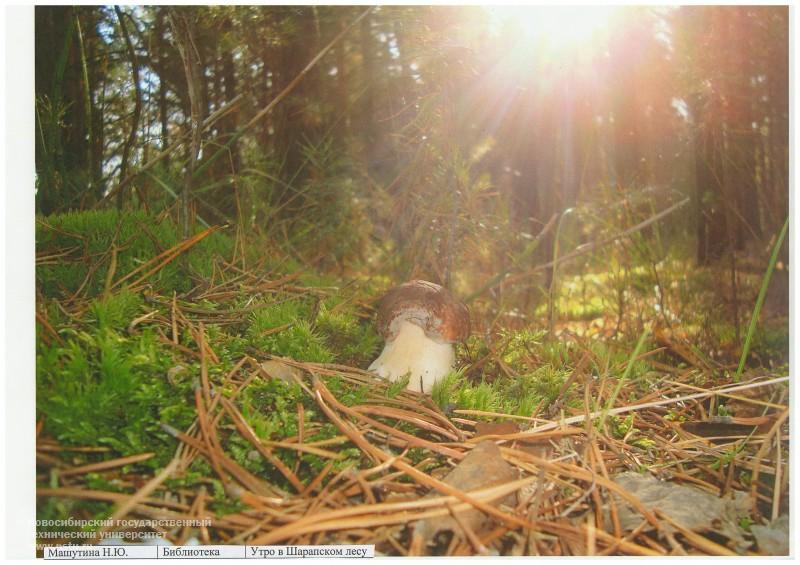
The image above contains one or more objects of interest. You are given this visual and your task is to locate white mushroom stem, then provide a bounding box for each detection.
[368,320,455,394]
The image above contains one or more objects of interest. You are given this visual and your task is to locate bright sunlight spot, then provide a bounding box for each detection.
[487,5,621,53]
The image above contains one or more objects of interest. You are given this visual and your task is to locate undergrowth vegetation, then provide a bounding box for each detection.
[35,209,789,551]
[36,210,234,297]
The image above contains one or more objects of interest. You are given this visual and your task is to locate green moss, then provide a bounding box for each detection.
[239,378,304,440]
[456,381,503,412]
[228,375,372,490]
[36,209,232,298]
[36,497,113,537]
[315,304,381,366]
[247,300,334,362]
[513,365,576,408]
[35,210,388,498]
[500,328,546,370]
[324,375,370,406]
[385,373,411,398]
[431,369,466,408]
[240,293,380,366]
[431,363,575,418]
[87,291,143,330]
[209,479,247,515]
[608,414,635,439]
[36,326,195,467]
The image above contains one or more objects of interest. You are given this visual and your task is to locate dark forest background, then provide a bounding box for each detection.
[34,4,789,332]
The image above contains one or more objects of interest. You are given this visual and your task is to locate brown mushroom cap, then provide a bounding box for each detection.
[376,280,470,343]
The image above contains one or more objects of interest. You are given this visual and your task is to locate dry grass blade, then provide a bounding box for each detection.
[37,487,190,511]
[350,404,462,441]
[219,397,305,492]
[748,408,789,516]
[35,241,788,555]
[161,421,278,497]
[251,476,537,545]
[56,452,155,477]
[337,402,465,459]
[112,225,222,290]
[312,375,538,532]
[525,376,789,434]
[90,457,181,542]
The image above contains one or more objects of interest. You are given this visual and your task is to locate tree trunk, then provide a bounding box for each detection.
[169,8,204,237]
[35,6,92,214]
[221,48,241,173]
[690,91,729,265]
[114,6,142,209]
[359,12,377,177]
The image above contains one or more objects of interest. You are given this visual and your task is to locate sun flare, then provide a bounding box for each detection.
[487,5,621,53]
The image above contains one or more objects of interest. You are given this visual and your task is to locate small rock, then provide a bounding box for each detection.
[751,514,789,555]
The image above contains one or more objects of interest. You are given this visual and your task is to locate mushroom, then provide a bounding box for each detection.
[368,280,470,394]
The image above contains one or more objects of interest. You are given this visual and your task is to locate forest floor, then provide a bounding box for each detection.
[35,211,789,556]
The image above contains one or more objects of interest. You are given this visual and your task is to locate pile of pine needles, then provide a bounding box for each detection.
[35,219,789,556]
[36,288,789,555]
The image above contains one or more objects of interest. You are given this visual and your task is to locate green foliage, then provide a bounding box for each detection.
[456,381,502,412]
[500,328,546,369]
[386,373,411,398]
[431,362,575,418]
[244,296,380,365]
[36,209,232,298]
[734,215,789,381]
[663,409,686,423]
[236,134,372,267]
[247,300,333,363]
[84,472,124,493]
[37,497,112,536]
[587,338,652,384]
[738,470,752,487]
[711,444,746,471]
[608,414,635,439]
[87,291,143,330]
[607,414,654,450]
[599,328,651,429]
[36,325,196,467]
[738,516,755,532]
[315,303,381,366]
[209,479,248,516]
[35,209,390,499]
[164,469,208,491]
[239,378,305,440]
[35,95,88,214]
[749,325,790,364]
[229,375,370,489]
[537,339,581,369]
[630,437,656,450]
[511,365,576,408]
[431,369,467,408]
[324,375,370,407]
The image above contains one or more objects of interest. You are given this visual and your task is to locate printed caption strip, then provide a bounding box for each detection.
[43,545,375,559]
